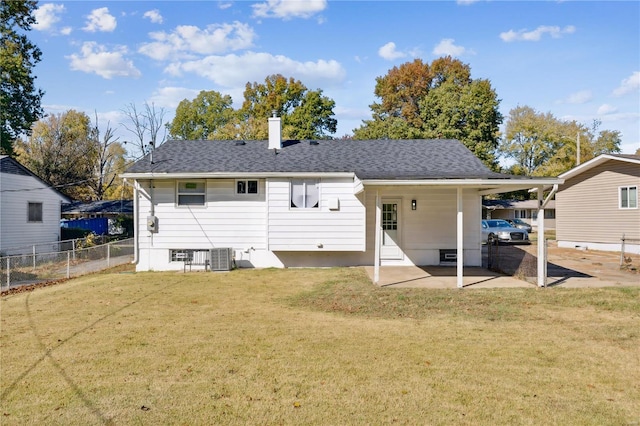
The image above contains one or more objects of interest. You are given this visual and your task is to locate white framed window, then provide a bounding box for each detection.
[290,179,319,209]
[177,181,205,206]
[514,209,526,219]
[236,179,258,195]
[544,209,555,219]
[620,186,638,209]
[28,202,43,222]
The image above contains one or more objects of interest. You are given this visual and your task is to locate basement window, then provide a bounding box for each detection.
[177,181,205,206]
[620,186,638,209]
[236,179,258,195]
[290,179,319,209]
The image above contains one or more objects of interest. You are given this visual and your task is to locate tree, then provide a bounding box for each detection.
[166,75,337,141]
[15,110,96,199]
[0,0,44,155]
[238,74,336,140]
[353,57,502,169]
[500,107,622,177]
[87,112,130,201]
[121,101,166,158]
[167,90,235,140]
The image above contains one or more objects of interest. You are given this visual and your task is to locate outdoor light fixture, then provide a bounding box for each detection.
[411,199,417,210]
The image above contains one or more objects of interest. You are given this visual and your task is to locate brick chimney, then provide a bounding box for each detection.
[268,111,281,150]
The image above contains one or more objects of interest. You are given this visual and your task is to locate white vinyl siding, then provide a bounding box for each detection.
[137,179,267,254]
[0,172,65,255]
[268,178,365,251]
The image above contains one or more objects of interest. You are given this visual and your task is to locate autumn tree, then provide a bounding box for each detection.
[1,0,44,155]
[500,106,621,176]
[238,74,336,140]
[167,90,236,140]
[15,110,96,199]
[353,57,502,169]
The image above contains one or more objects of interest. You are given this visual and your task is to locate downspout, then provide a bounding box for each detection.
[124,178,139,265]
[537,184,558,287]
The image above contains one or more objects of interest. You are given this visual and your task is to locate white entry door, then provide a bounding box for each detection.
[381,199,403,259]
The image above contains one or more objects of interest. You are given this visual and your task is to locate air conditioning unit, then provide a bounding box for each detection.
[210,248,233,271]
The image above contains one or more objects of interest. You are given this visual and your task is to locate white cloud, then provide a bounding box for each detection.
[252,0,327,19]
[564,90,592,104]
[139,22,256,61]
[67,42,141,79]
[148,87,201,108]
[219,3,233,10]
[83,7,117,33]
[33,3,65,31]
[612,71,640,97]
[597,104,618,115]
[61,27,72,35]
[456,0,479,4]
[143,9,163,24]
[432,38,469,57]
[378,42,406,61]
[500,25,576,42]
[165,51,346,90]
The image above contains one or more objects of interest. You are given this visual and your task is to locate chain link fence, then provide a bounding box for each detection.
[1,238,134,291]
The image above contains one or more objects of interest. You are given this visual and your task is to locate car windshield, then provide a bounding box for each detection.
[513,219,526,225]
[486,220,512,228]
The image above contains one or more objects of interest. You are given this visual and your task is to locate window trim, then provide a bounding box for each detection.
[235,179,259,195]
[27,202,43,223]
[176,180,206,207]
[290,179,320,209]
[619,185,638,209]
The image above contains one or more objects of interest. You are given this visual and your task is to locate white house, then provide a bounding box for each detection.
[0,155,71,255]
[122,116,562,287]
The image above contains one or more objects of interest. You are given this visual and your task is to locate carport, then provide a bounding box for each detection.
[367,178,563,289]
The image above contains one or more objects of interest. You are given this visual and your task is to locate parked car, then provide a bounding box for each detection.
[481,219,530,245]
[505,218,532,233]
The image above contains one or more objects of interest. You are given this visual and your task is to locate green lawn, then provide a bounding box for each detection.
[1,267,638,425]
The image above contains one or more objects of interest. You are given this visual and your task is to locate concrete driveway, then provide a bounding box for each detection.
[366,241,639,289]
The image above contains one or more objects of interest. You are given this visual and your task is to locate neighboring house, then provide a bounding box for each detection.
[122,116,561,286]
[483,199,556,230]
[0,155,71,255]
[555,154,640,254]
[61,199,133,220]
[61,199,133,235]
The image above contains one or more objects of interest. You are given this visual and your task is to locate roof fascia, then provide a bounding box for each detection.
[120,172,356,180]
[363,178,562,192]
[559,154,640,180]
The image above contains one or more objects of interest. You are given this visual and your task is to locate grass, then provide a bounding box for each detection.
[1,267,639,425]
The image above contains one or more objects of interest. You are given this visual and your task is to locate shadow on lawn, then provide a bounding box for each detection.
[486,245,592,286]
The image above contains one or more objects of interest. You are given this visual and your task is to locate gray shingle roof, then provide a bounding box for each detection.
[126,139,523,180]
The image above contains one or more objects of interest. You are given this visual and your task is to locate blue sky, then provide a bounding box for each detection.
[30,0,640,158]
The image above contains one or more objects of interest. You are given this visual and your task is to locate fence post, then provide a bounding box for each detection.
[67,252,70,279]
[620,234,625,266]
[33,245,36,270]
[107,243,111,268]
[6,257,10,288]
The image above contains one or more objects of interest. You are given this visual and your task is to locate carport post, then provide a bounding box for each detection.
[374,190,381,283]
[537,187,546,287]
